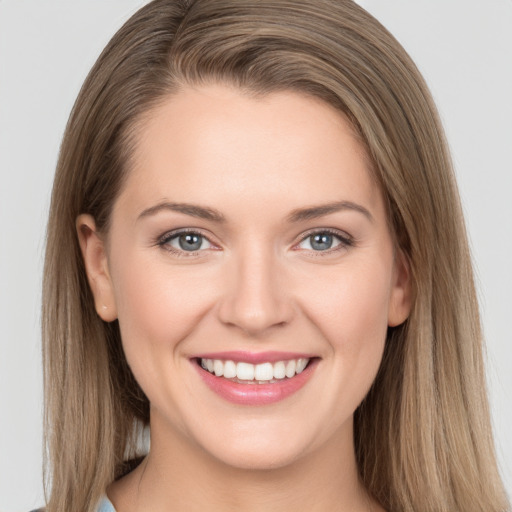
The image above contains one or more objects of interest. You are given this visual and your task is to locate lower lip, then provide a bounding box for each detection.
[194,359,318,406]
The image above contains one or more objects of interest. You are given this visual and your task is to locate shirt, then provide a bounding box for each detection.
[30,496,116,512]
[97,496,117,512]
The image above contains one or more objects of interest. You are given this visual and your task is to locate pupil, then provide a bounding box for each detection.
[311,233,332,250]
[179,233,202,251]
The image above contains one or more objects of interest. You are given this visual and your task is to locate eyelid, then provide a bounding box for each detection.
[155,227,354,257]
[292,228,354,253]
[157,227,210,243]
[296,227,353,242]
[156,228,220,256]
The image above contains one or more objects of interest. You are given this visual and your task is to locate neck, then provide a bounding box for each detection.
[108,413,379,512]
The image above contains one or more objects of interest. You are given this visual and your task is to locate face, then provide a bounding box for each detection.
[78,84,410,471]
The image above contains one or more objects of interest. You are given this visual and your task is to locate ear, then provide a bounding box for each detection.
[76,214,118,322]
[388,249,412,327]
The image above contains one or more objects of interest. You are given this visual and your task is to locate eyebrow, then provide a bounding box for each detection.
[286,200,373,223]
[137,199,373,224]
[137,201,226,223]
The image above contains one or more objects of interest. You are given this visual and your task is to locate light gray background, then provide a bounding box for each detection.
[0,1,510,510]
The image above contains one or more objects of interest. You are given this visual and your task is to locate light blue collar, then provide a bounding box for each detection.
[97,496,117,512]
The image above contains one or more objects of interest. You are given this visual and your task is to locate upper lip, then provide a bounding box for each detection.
[193,351,316,364]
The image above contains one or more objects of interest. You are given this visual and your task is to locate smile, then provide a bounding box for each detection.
[193,352,318,405]
[200,357,310,383]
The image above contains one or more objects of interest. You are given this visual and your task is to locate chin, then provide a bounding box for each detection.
[190,420,321,472]
[207,443,307,472]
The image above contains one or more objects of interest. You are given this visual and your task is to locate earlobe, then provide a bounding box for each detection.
[76,214,118,322]
[388,249,413,327]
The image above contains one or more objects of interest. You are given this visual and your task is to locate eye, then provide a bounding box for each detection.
[159,230,213,254]
[296,230,353,253]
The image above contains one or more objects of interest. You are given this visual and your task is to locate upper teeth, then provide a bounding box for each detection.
[201,358,310,382]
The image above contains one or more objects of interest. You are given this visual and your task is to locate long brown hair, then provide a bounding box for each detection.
[42,1,509,511]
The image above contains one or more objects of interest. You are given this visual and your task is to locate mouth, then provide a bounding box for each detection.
[198,357,310,384]
[192,352,318,405]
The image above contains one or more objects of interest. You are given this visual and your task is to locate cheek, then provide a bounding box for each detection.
[304,258,391,340]
[108,249,217,369]
[300,257,392,392]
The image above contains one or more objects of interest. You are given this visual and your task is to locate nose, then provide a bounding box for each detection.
[217,244,295,336]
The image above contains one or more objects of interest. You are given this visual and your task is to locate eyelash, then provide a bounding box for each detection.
[296,228,354,256]
[155,228,354,258]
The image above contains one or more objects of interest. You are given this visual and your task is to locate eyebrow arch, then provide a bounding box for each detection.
[137,201,226,223]
[286,200,373,223]
[137,199,373,224]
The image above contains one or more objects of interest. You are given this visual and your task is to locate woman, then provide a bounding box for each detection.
[41,0,509,511]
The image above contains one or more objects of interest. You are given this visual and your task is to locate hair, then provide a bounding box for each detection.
[42,1,509,511]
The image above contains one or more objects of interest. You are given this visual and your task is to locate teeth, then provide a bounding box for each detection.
[236,362,255,381]
[254,362,273,381]
[296,358,308,373]
[223,360,237,379]
[273,361,286,379]
[200,357,311,382]
[285,359,296,378]
[213,359,223,377]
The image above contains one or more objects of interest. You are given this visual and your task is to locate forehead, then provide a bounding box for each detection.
[115,84,382,222]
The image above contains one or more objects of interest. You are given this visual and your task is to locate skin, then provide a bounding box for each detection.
[78,84,411,512]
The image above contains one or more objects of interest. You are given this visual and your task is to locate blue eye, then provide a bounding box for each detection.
[157,229,351,257]
[297,231,352,252]
[163,232,213,252]
[310,233,336,251]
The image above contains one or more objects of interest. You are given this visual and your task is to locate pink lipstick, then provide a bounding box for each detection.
[193,352,318,405]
